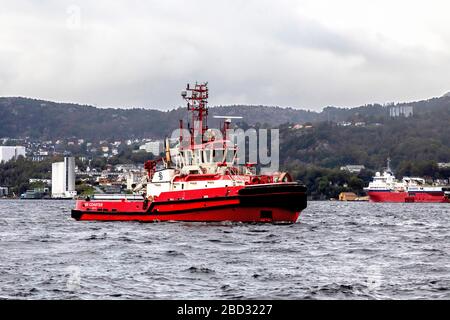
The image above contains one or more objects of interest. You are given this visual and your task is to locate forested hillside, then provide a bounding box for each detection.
[0,97,321,140]
[1,95,448,142]
[1,94,449,198]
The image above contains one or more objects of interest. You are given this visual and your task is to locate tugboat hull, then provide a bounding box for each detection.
[71,207,302,223]
[72,183,307,223]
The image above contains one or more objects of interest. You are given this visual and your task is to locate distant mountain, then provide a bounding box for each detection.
[0,97,323,140]
[280,95,450,172]
[0,94,449,141]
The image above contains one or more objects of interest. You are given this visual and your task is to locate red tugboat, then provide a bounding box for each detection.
[72,82,307,223]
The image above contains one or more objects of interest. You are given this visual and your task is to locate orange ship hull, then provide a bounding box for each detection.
[368,190,450,203]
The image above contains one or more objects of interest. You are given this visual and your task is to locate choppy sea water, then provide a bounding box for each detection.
[0,200,449,300]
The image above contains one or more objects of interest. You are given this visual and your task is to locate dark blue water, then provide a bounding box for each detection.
[0,200,449,299]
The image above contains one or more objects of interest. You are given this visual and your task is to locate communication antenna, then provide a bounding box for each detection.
[213,116,243,119]
[386,157,393,174]
[213,115,243,122]
[181,82,209,146]
[213,116,243,141]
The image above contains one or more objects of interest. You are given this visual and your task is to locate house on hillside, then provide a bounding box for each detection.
[340,165,365,173]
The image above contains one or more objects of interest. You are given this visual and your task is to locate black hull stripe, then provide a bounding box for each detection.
[145,192,306,212]
[75,192,306,215]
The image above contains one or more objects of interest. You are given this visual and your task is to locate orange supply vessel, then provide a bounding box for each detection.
[364,159,450,203]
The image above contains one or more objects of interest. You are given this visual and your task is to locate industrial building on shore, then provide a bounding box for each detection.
[51,157,76,199]
[0,186,8,197]
[0,146,26,163]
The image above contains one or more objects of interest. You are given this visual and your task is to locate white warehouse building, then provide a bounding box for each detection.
[139,141,163,156]
[0,146,26,163]
[52,157,77,199]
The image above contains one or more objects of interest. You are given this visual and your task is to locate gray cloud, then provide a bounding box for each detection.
[0,0,449,110]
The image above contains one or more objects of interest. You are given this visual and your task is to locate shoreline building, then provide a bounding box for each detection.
[389,105,413,118]
[0,146,26,163]
[52,157,77,199]
[340,165,366,174]
[139,141,163,156]
[0,187,8,197]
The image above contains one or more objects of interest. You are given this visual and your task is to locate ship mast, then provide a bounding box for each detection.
[181,82,209,148]
[386,157,393,174]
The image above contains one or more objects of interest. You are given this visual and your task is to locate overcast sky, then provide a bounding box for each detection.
[1,0,449,110]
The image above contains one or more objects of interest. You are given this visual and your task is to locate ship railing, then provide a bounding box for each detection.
[89,194,144,201]
[228,171,247,184]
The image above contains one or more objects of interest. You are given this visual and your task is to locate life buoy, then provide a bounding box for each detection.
[278,172,293,182]
[251,177,261,184]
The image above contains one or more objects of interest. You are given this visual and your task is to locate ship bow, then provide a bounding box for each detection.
[238,182,307,212]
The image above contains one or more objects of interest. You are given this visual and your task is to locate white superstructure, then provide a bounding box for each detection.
[51,157,77,198]
[140,138,258,198]
[364,170,400,191]
[402,177,444,193]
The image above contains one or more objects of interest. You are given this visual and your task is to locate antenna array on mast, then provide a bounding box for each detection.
[181,82,209,146]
